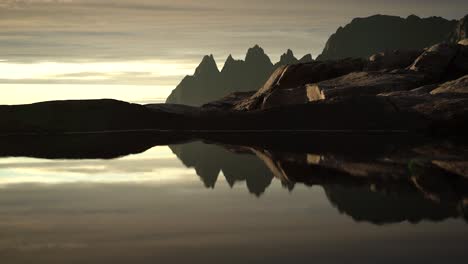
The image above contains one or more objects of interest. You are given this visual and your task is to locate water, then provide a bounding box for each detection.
[0,134,467,263]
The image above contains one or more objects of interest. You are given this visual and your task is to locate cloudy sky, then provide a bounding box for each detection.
[0,0,466,104]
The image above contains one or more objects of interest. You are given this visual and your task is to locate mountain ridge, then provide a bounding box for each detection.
[166,46,313,106]
[316,14,458,60]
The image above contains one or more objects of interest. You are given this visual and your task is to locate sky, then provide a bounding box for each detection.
[0,0,467,104]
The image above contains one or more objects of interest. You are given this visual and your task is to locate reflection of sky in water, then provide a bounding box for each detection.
[0,146,201,185]
[0,143,467,263]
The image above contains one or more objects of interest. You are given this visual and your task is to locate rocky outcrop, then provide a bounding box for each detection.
[431,75,468,94]
[223,40,468,117]
[408,43,464,80]
[166,46,313,106]
[316,15,457,61]
[234,58,366,110]
[449,15,468,43]
[366,49,423,71]
[306,71,427,102]
[2,40,468,136]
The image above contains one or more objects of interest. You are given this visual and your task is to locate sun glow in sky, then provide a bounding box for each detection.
[0,60,197,104]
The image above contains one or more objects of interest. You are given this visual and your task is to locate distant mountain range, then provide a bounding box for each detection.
[166,14,468,106]
[166,46,313,106]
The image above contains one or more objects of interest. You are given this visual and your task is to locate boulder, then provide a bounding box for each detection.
[452,43,468,75]
[432,161,468,178]
[459,39,468,46]
[408,43,460,80]
[449,15,468,43]
[306,71,427,102]
[235,58,366,110]
[261,87,309,109]
[366,49,423,71]
[431,75,468,94]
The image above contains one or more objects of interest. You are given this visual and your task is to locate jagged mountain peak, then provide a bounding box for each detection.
[245,45,273,66]
[226,54,234,62]
[194,54,219,76]
[299,54,314,63]
[278,49,298,65]
[221,54,243,73]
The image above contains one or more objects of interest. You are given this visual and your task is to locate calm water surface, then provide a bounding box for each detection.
[0,139,467,263]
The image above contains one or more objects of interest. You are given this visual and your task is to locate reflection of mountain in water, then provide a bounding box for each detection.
[169,142,273,196]
[170,139,468,224]
[1,133,467,224]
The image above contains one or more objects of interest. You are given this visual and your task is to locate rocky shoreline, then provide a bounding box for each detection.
[2,39,467,136]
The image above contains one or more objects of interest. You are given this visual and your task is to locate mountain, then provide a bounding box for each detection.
[166,46,313,106]
[316,14,458,61]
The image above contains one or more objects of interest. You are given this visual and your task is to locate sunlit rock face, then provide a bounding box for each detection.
[166,46,312,106]
[430,75,468,94]
[316,14,457,61]
[233,58,365,110]
[409,43,461,80]
[306,71,427,101]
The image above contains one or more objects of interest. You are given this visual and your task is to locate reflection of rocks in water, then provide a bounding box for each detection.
[247,144,468,224]
[169,142,273,196]
[324,185,464,224]
[170,139,468,223]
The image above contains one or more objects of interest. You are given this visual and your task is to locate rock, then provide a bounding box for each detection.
[261,87,309,109]
[459,39,468,46]
[202,91,255,110]
[235,58,366,110]
[453,43,468,75]
[366,49,423,71]
[408,43,460,80]
[432,161,468,178]
[431,75,468,94]
[317,14,457,61]
[411,95,468,123]
[449,15,468,43]
[306,71,427,102]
